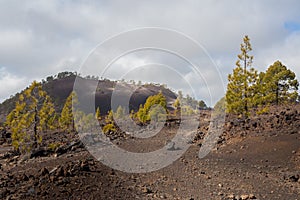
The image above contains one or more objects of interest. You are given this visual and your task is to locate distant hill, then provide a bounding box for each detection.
[0,72,177,123]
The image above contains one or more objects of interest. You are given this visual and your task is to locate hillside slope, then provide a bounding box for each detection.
[0,72,177,123]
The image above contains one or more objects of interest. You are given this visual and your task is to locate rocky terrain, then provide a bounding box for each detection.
[0,104,300,200]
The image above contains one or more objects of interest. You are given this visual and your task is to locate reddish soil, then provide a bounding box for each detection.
[1,105,300,200]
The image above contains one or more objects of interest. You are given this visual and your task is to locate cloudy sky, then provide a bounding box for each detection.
[0,0,300,105]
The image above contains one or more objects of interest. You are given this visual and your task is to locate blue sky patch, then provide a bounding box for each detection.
[284,21,300,32]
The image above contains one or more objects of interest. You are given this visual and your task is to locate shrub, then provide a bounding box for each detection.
[48,143,60,151]
[102,123,116,134]
[137,92,167,123]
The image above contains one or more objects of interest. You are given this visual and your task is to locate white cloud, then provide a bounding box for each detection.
[255,32,300,78]
[0,68,29,102]
[0,0,300,104]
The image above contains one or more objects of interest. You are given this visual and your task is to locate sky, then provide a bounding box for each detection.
[0,0,300,105]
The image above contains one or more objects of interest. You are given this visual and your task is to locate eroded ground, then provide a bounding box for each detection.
[1,106,300,200]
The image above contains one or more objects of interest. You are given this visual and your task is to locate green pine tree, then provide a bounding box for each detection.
[39,95,56,131]
[258,61,299,105]
[137,92,167,123]
[95,107,101,120]
[105,110,114,124]
[173,98,181,116]
[214,97,226,114]
[226,35,258,116]
[74,111,97,132]
[6,81,56,152]
[102,110,116,134]
[59,91,78,132]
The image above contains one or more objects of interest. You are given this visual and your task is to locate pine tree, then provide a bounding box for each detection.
[198,100,207,109]
[214,97,226,114]
[181,105,195,116]
[102,123,116,134]
[39,95,56,131]
[102,110,116,134]
[115,106,125,119]
[258,61,299,105]
[5,81,56,152]
[137,92,167,123]
[173,98,180,109]
[59,91,78,132]
[143,92,167,114]
[226,35,258,116]
[226,67,245,114]
[105,110,114,124]
[95,107,101,120]
[137,105,147,123]
[252,71,267,107]
[173,98,181,116]
[148,104,166,122]
[6,98,28,152]
[75,111,97,132]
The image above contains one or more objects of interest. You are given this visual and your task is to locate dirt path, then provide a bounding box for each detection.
[1,128,299,200]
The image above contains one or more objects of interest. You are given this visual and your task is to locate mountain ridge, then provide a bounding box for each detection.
[0,72,177,123]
